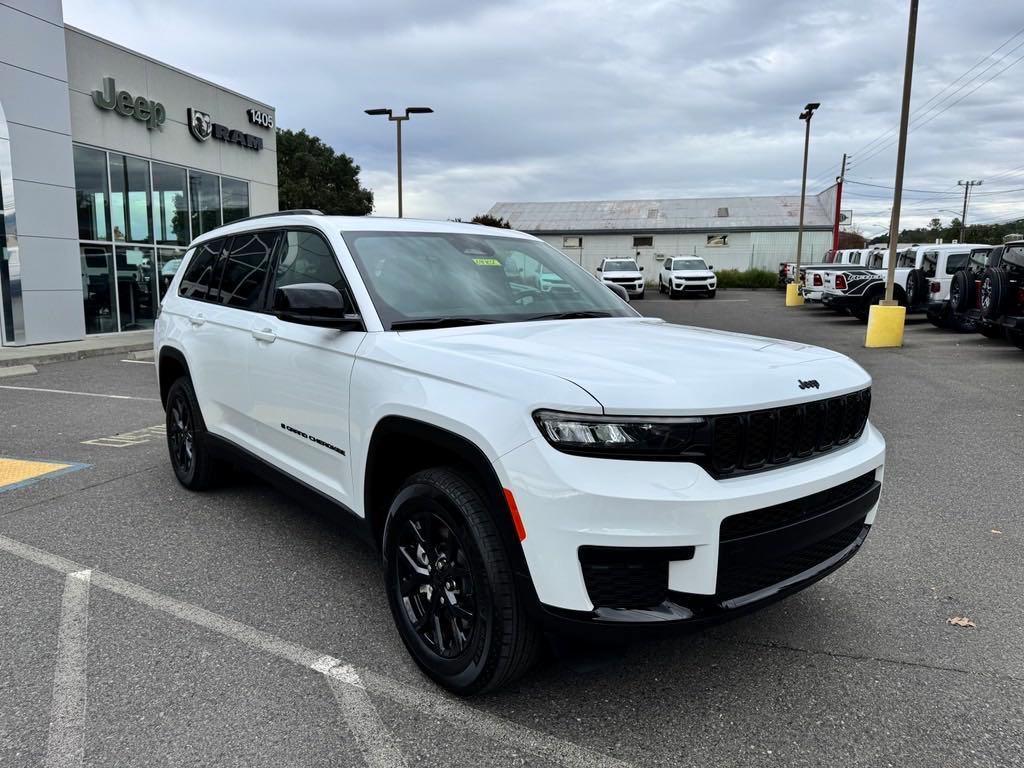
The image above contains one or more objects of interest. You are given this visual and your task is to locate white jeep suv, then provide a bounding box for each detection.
[155,212,886,694]
[658,256,717,298]
[596,257,645,299]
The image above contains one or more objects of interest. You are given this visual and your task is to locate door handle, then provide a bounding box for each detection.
[251,328,277,343]
[189,313,206,327]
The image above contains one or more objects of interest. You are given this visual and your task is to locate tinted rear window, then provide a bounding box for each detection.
[178,239,224,301]
[218,231,279,309]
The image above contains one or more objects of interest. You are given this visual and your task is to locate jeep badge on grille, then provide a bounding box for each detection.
[798,379,820,389]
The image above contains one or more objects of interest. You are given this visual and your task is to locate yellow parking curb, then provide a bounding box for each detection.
[865,304,907,348]
[0,457,88,492]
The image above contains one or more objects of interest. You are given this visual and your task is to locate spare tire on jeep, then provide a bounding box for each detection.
[905,269,926,306]
[980,267,1010,319]
[949,269,974,312]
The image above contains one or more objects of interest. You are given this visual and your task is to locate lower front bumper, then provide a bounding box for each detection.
[539,523,871,634]
[496,425,885,618]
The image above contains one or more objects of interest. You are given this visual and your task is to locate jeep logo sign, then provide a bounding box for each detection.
[92,77,165,130]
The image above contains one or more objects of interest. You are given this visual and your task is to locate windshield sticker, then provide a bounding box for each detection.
[473,258,501,266]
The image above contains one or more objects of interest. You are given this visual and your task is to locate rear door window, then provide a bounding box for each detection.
[178,238,225,302]
[218,230,280,310]
[944,252,969,274]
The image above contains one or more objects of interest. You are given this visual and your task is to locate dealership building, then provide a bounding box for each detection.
[488,189,837,276]
[0,1,278,346]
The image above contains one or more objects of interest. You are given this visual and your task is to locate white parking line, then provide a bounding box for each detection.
[120,359,155,365]
[0,385,159,402]
[44,570,91,768]
[0,534,634,768]
[327,674,410,768]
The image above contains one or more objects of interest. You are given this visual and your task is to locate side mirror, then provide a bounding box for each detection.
[605,282,630,302]
[708,265,715,270]
[640,266,645,271]
[274,283,360,329]
[596,266,603,272]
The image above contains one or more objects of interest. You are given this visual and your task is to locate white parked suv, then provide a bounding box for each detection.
[155,211,886,694]
[596,257,645,299]
[658,256,717,298]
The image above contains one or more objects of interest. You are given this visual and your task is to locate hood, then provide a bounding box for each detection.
[602,270,642,278]
[394,318,869,414]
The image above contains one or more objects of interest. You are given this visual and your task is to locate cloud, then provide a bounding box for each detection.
[64,0,1024,234]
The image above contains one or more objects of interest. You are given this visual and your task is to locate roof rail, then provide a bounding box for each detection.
[228,209,324,225]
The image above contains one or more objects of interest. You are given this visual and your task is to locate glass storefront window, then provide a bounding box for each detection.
[222,178,250,225]
[189,170,221,237]
[157,247,187,300]
[153,162,189,246]
[110,155,152,244]
[115,246,157,330]
[80,244,117,333]
[73,146,110,241]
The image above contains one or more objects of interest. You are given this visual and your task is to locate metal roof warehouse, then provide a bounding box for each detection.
[488,190,837,273]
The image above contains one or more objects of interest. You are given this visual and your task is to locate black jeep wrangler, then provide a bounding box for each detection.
[946,239,1024,346]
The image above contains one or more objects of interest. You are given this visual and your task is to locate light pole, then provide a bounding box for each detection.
[364,107,434,218]
[787,101,820,307]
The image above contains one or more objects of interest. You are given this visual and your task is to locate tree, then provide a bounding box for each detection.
[469,213,512,228]
[928,217,942,236]
[276,128,373,215]
[837,229,867,248]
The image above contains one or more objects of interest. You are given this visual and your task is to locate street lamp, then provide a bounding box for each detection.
[364,106,434,218]
[787,101,820,307]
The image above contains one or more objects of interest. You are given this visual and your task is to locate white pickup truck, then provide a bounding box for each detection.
[802,249,880,303]
[821,245,986,321]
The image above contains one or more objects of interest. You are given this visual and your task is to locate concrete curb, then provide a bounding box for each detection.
[0,340,153,368]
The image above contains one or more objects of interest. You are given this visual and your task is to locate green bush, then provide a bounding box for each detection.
[714,269,779,290]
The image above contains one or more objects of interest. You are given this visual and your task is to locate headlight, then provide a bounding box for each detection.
[533,410,708,459]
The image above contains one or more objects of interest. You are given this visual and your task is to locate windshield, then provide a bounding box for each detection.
[602,260,639,272]
[342,231,636,329]
[672,258,708,270]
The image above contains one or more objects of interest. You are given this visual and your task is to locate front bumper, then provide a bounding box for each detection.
[604,279,644,296]
[673,280,716,293]
[496,423,886,624]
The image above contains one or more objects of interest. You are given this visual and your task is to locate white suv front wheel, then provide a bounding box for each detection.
[382,468,540,695]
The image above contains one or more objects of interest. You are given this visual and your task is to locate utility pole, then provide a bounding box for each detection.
[787,101,820,307]
[866,0,918,349]
[881,0,918,305]
[957,179,983,242]
[832,153,847,254]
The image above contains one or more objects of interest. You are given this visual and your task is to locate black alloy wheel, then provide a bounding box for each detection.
[394,506,478,659]
[168,390,195,477]
[165,377,217,490]
[383,468,540,694]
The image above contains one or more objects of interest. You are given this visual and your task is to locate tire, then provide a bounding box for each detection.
[382,467,541,695]
[980,267,1009,320]
[949,270,973,312]
[658,277,665,294]
[905,269,925,307]
[637,289,645,300]
[165,376,219,490]
[669,287,680,299]
[707,289,716,298]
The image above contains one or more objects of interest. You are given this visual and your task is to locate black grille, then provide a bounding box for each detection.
[708,389,870,478]
[720,471,876,541]
[580,546,694,610]
[715,518,865,601]
[608,277,638,284]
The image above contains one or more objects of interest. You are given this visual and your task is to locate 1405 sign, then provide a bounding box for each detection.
[247,108,274,129]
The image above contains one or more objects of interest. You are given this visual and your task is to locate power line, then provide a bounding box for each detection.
[806,23,1024,186]
[853,47,1024,170]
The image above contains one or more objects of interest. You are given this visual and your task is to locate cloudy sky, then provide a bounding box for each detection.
[65,0,1024,236]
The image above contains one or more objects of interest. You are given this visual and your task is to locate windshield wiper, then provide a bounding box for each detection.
[390,317,499,330]
[525,310,614,322]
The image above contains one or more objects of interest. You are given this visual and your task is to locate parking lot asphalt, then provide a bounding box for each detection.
[1,291,1022,767]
